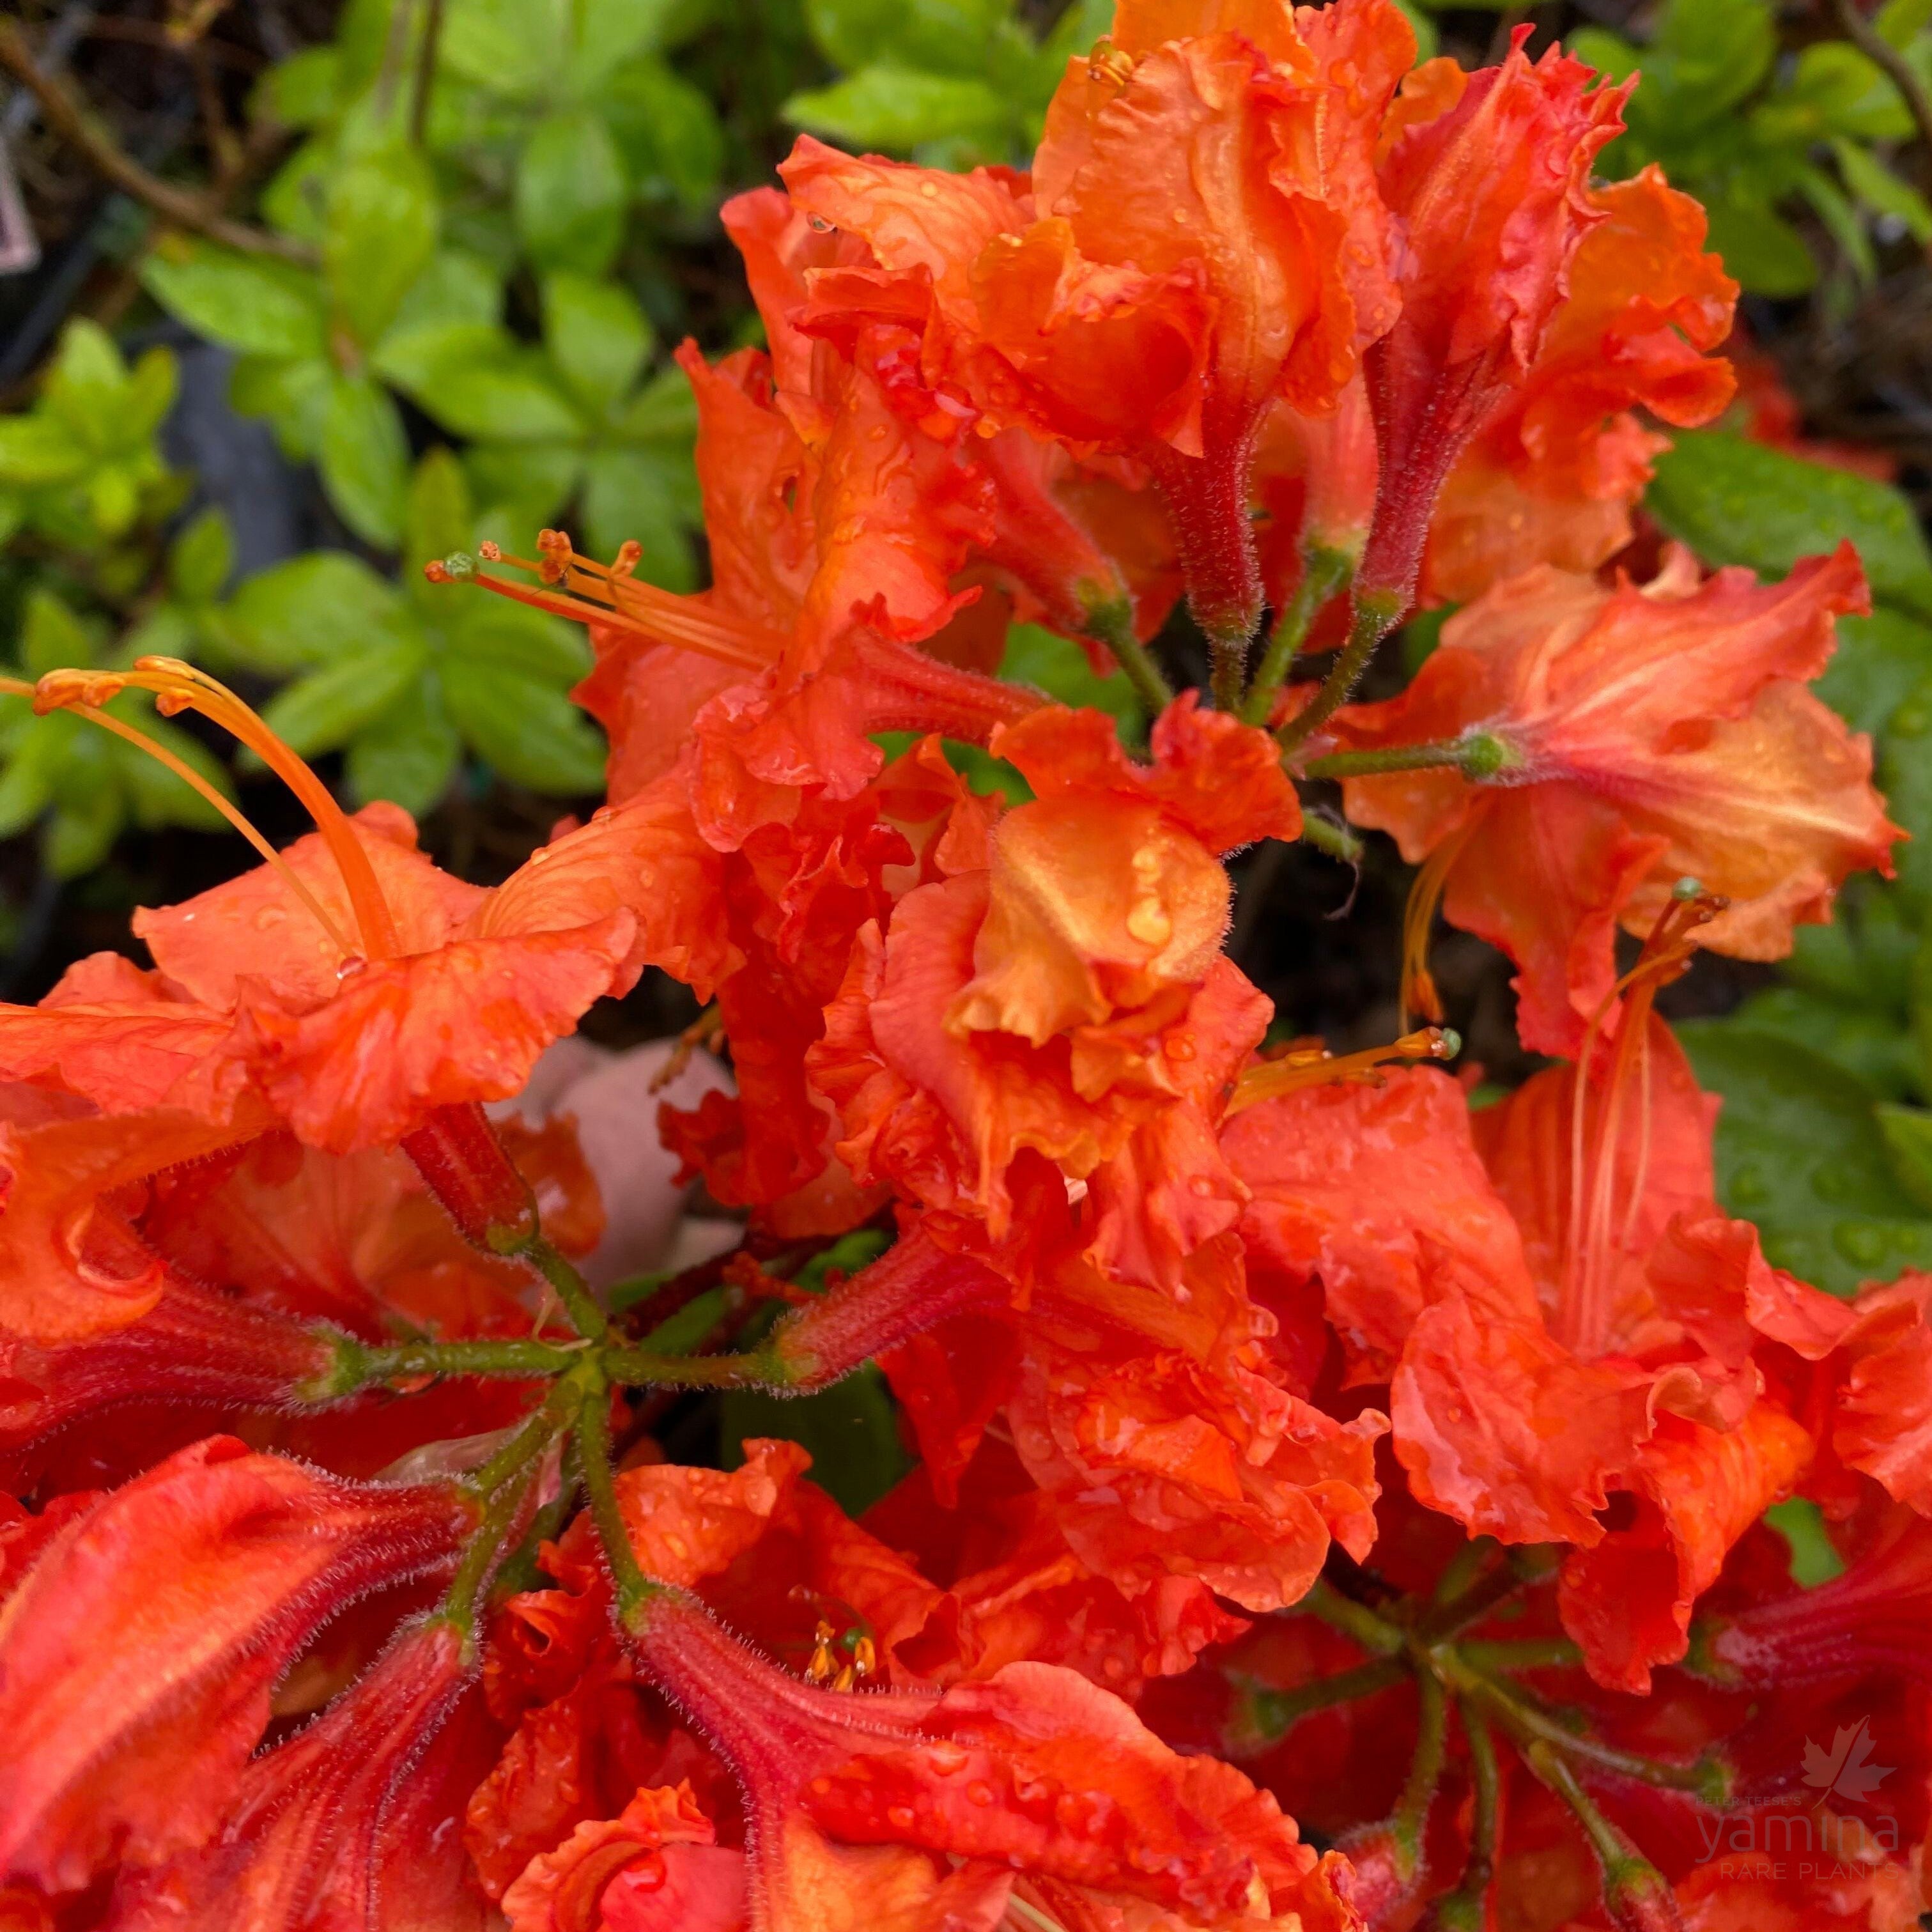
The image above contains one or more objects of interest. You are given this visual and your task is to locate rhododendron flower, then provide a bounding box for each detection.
[0,1437,472,1890]
[1334,545,1897,1055]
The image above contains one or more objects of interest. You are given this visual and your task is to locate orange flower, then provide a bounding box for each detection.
[1334,546,1895,1056]
[107,1617,495,1932]
[0,1436,472,1891]
[1357,31,1633,607]
[780,0,1414,654]
[810,699,1297,1285]
[1420,167,1738,604]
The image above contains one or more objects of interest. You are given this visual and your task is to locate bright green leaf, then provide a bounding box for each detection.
[448,599,592,685]
[1700,196,1818,297]
[225,550,406,671]
[1877,1102,1932,1212]
[143,243,329,360]
[1833,138,1932,243]
[516,111,628,277]
[41,320,130,442]
[1680,1020,1932,1294]
[256,643,431,759]
[405,447,475,578]
[1733,985,1922,1101]
[1655,0,1775,125]
[115,708,235,828]
[20,588,93,679]
[465,444,582,539]
[229,352,333,456]
[325,143,440,347]
[121,346,180,445]
[1790,43,1915,141]
[720,1364,908,1516]
[785,66,1014,151]
[0,720,58,835]
[543,272,651,417]
[369,320,514,398]
[169,507,236,606]
[383,250,501,337]
[346,677,461,814]
[1646,432,1932,621]
[1001,623,1144,745]
[256,45,341,128]
[320,375,410,547]
[44,787,122,878]
[610,362,696,443]
[0,417,88,487]
[441,660,607,792]
[1818,608,1932,736]
[805,0,1005,80]
[601,59,725,207]
[1797,162,1878,285]
[580,447,695,584]
[421,357,586,442]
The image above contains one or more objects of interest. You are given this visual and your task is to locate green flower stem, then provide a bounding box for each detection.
[1299,1580,1407,1658]
[599,1345,781,1391]
[438,1405,566,1639]
[1209,630,1248,715]
[1083,601,1175,718]
[1521,1740,1648,1876]
[1299,812,1364,866]
[1244,1658,1409,1742]
[1439,1650,1727,1800]
[573,1380,658,1624]
[1429,1701,1501,1931]
[307,1331,587,1398]
[1299,732,1513,782]
[1391,1667,1450,1874]
[1458,1636,1584,1674]
[1276,588,1403,754]
[1241,546,1354,727]
[527,1233,610,1342]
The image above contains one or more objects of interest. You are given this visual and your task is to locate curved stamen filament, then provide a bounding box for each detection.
[1560,887,1726,1354]
[428,530,777,672]
[1400,806,1483,1031]
[35,658,399,962]
[1229,1025,1459,1117]
[1,675,359,959]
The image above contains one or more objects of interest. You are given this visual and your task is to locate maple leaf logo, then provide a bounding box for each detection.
[1802,1719,1894,1806]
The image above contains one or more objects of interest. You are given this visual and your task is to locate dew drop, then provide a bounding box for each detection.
[335,955,367,981]
[966,1782,994,1807]
[886,1805,916,1830]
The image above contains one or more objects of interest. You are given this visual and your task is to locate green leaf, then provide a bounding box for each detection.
[1833,138,1932,243]
[44,787,122,878]
[121,346,180,445]
[785,66,1014,151]
[225,550,406,672]
[1882,676,1932,911]
[346,677,461,814]
[1001,622,1144,745]
[1797,163,1878,285]
[325,144,440,347]
[1646,432,1932,621]
[441,661,607,792]
[369,320,514,398]
[20,587,93,679]
[720,1364,909,1516]
[142,243,328,360]
[1678,1020,1932,1294]
[465,443,582,537]
[1700,196,1818,297]
[40,320,130,444]
[320,375,410,548]
[1876,1102,1932,1212]
[600,59,725,208]
[0,416,87,487]
[405,446,474,578]
[168,507,236,606]
[383,249,501,336]
[420,356,586,443]
[515,111,628,278]
[1877,0,1932,45]
[448,599,591,685]
[804,0,1005,79]
[1655,0,1775,124]
[1764,1498,1846,1586]
[256,45,341,128]
[259,139,332,247]
[1817,608,1932,737]
[229,353,332,456]
[580,447,695,584]
[1789,43,1915,141]
[256,643,430,759]
[114,709,235,828]
[0,719,58,835]
[1393,0,1437,60]
[609,362,697,443]
[543,272,651,417]
[1732,985,1922,1101]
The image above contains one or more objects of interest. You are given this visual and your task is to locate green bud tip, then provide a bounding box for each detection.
[1671,876,1704,900]
[441,551,476,580]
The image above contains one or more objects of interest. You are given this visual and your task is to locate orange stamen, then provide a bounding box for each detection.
[1228,1026,1459,1117]
[1400,805,1483,1031]
[32,658,401,962]
[1558,885,1727,1356]
[426,530,777,672]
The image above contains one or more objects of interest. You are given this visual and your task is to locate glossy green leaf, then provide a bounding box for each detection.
[601,59,726,207]
[805,0,1005,79]
[440,661,607,792]
[143,244,329,360]
[720,1364,909,1517]
[1646,432,1932,621]
[256,644,429,759]
[1790,43,1915,141]
[229,352,333,456]
[120,348,182,447]
[320,375,410,546]
[1679,1021,1932,1295]
[382,251,501,341]
[610,363,697,443]
[1731,986,1922,1102]
[1882,676,1932,911]
[1699,197,1818,297]
[1876,1102,1932,1212]
[580,447,695,584]
[1655,0,1775,124]
[325,144,440,347]
[0,719,59,836]
[516,111,628,277]
[19,589,93,679]
[421,356,586,443]
[1001,623,1144,745]
[1817,608,1932,736]
[785,66,1014,151]
[225,550,405,672]
[0,417,87,488]
[543,272,651,416]
[450,598,592,686]
[256,45,340,127]
[44,783,122,878]
[168,507,236,606]
[405,447,475,578]
[346,677,462,815]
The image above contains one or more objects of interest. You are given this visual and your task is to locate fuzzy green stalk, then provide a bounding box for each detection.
[1276,587,1403,753]
[1242,545,1354,726]
[1299,732,1514,782]
[1083,599,1175,718]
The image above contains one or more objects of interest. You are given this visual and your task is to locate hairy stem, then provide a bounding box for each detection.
[1299,732,1513,782]
[527,1234,610,1342]
[573,1381,658,1623]
[1299,811,1365,866]
[1276,589,1403,753]
[1244,1658,1409,1742]
[1083,601,1175,718]
[440,1405,564,1637]
[1242,546,1354,726]
[1299,1580,1407,1658]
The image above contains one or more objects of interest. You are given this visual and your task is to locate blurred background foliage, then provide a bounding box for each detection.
[0,0,1930,1301]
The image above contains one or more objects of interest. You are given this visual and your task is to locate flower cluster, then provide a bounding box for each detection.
[0,4,1922,1930]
